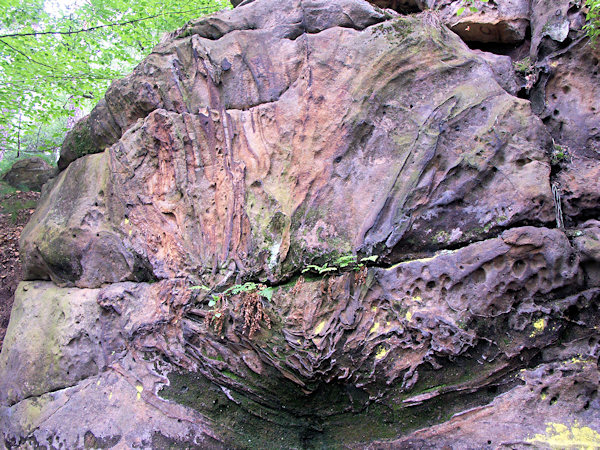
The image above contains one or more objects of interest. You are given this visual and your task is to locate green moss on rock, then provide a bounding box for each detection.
[58,117,101,170]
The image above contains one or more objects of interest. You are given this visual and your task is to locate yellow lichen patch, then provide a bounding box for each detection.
[108,392,113,400]
[530,318,546,337]
[375,346,389,360]
[124,218,130,225]
[405,311,413,322]
[394,255,435,266]
[375,347,389,360]
[369,322,380,334]
[371,306,377,312]
[527,422,600,448]
[313,320,326,335]
[136,384,143,400]
[23,399,47,432]
[412,296,422,303]
[534,318,546,331]
[569,356,594,365]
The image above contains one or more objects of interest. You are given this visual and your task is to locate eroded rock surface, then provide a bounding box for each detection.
[2,0,600,448]
[30,2,555,291]
[427,0,530,44]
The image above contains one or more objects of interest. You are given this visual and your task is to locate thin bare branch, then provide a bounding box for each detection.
[0,39,55,69]
[0,5,219,39]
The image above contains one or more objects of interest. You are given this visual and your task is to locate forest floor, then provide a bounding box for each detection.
[0,188,40,351]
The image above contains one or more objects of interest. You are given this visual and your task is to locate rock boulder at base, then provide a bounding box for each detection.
[1,157,54,191]
[2,0,600,448]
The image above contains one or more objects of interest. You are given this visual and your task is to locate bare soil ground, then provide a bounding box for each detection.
[0,190,40,350]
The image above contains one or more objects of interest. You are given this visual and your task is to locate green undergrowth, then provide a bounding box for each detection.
[0,191,38,223]
[0,180,17,196]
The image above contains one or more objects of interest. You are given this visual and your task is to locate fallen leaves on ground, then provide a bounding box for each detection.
[0,190,40,350]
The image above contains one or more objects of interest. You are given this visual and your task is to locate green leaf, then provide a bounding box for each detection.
[360,255,379,263]
[0,0,229,152]
[190,285,211,291]
[208,299,216,307]
[259,287,275,301]
[457,6,465,15]
[335,254,357,267]
[302,264,321,273]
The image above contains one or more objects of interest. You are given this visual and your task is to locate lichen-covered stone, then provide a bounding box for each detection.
[2,0,600,447]
[0,282,106,406]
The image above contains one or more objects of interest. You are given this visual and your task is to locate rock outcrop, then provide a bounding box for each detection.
[1,0,600,448]
[1,157,54,192]
[421,0,531,44]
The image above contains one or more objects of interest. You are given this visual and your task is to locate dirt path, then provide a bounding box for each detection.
[0,190,40,350]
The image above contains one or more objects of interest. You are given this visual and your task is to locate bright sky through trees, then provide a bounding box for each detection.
[44,0,86,16]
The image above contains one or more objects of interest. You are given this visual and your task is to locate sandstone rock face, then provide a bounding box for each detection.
[368,0,531,44]
[33,0,555,290]
[0,282,107,406]
[1,157,54,191]
[2,0,600,448]
[535,39,600,157]
[368,0,421,13]
[428,0,530,44]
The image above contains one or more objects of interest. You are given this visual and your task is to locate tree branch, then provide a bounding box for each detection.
[0,5,221,39]
[0,39,55,69]
[2,73,116,84]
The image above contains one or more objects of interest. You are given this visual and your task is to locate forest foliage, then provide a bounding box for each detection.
[586,0,600,42]
[0,0,228,169]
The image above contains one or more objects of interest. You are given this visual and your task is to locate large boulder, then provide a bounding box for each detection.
[31,1,554,290]
[1,157,54,191]
[0,282,108,406]
[426,0,531,44]
[367,0,531,44]
[2,0,600,447]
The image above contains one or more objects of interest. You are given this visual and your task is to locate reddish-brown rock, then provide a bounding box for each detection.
[28,3,554,290]
[370,0,531,43]
[2,0,600,448]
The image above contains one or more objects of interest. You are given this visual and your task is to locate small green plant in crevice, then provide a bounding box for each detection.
[301,254,378,276]
[550,141,571,165]
[190,281,273,337]
[456,0,489,16]
[301,263,338,275]
[513,57,533,74]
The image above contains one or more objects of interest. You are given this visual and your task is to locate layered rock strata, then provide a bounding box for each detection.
[1,0,600,448]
